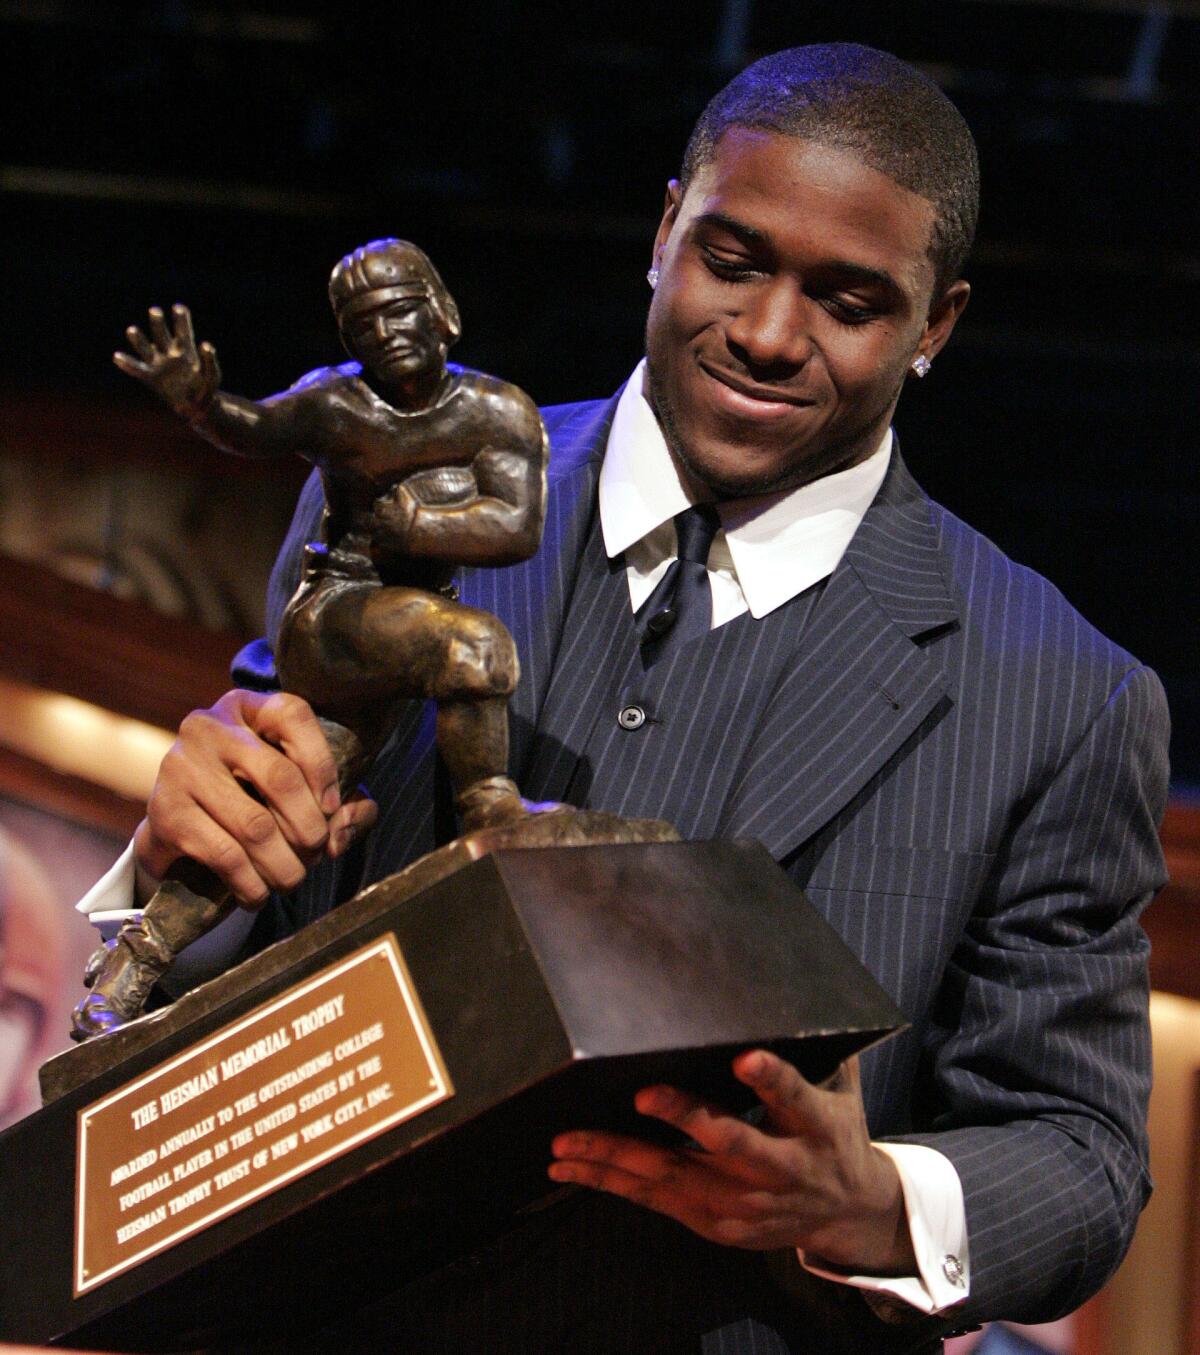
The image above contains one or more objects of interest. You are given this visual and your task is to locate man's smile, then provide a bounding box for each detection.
[698,360,815,418]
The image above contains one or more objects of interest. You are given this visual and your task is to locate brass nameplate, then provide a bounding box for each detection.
[74,935,452,1295]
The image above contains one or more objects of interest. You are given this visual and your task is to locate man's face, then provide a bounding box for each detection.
[338,289,445,387]
[644,129,968,498]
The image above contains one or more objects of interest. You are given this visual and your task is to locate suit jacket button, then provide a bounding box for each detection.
[942,1254,966,1288]
[618,705,646,730]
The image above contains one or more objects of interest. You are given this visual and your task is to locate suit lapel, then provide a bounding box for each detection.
[720,451,958,862]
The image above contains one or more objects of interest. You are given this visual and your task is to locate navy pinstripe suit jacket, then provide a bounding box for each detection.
[239,391,1169,1352]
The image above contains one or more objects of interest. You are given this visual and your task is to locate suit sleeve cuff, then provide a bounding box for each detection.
[798,1142,970,1316]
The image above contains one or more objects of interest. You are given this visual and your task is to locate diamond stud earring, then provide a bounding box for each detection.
[911,354,932,378]
[646,265,659,289]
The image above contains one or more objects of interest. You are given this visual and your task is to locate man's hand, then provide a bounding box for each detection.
[114,303,221,419]
[549,1050,916,1276]
[134,690,377,907]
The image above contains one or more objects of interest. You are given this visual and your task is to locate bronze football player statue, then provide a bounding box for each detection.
[73,240,670,1043]
[118,239,545,831]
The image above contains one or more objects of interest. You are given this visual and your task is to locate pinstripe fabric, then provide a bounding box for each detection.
[518,468,823,826]
[236,396,1168,1352]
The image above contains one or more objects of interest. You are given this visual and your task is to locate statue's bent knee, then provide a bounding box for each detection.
[443,614,518,699]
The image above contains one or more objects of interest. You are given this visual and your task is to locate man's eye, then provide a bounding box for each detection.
[821,296,877,324]
[701,248,757,281]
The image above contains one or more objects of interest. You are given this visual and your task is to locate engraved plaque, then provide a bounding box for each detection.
[74,935,452,1295]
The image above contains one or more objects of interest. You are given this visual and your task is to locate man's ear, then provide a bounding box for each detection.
[652,179,683,266]
[921,279,970,361]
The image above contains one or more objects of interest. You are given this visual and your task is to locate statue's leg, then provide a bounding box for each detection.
[73,575,379,1040]
[74,578,521,1042]
[281,580,526,831]
[72,876,237,1041]
[278,576,399,786]
[345,589,526,828]
[428,605,525,829]
[438,698,525,830]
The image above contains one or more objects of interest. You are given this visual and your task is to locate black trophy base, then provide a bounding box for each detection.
[0,840,904,1352]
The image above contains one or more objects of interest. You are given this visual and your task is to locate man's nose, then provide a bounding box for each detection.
[725,281,812,370]
[373,315,391,340]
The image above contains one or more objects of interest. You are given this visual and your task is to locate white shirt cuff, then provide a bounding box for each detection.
[76,842,258,995]
[76,840,140,939]
[799,1142,970,1315]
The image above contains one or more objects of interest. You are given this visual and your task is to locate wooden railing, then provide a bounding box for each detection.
[0,551,242,834]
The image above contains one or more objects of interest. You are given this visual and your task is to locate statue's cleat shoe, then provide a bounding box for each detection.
[70,991,125,1042]
[457,775,529,832]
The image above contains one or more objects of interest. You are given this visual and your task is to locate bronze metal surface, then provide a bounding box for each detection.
[73,935,450,1296]
[75,238,551,1039]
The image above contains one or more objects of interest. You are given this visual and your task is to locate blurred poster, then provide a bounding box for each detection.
[0,796,121,1128]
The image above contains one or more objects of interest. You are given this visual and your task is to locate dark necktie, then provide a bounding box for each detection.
[636,503,721,659]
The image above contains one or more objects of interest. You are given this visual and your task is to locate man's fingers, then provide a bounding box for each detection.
[147,306,172,352]
[137,690,344,906]
[245,692,342,815]
[136,688,374,908]
[551,1059,886,1259]
[135,802,279,907]
[185,703,333,856]
[552,1129,673,1176]
[548,1130,776,1240]
[151,739,317,896]
[634,1083,813,1189]
[733,1049,832,1135]
[633,1085,760,1160]
[549,1153,670,1212]
[548,1146,787,1249]
[549,1131,692,1206]
[326,791,379,858]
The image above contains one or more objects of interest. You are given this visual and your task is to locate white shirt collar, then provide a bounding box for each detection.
[599,359,892,619]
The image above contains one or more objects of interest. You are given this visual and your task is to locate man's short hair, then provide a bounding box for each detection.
[680,44,980,297]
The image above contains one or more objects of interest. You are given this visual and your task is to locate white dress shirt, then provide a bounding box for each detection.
[600,361,891,622]
[80,360,969,1314]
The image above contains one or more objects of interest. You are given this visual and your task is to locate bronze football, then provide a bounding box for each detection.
[402,465,478,505]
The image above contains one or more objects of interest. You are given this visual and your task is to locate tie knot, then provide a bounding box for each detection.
[673,504,720,565]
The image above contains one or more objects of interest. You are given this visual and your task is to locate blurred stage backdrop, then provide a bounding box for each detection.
[1,4,1198,1353]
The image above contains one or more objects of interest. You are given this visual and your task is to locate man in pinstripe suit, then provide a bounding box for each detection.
[88,43,1168,1354]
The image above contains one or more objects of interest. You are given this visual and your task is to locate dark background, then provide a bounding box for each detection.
[2,0,1197,786]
